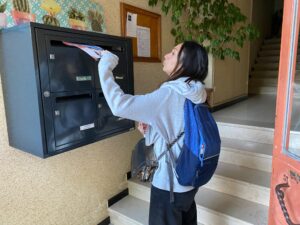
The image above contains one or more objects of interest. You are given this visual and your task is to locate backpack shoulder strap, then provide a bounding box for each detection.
[156,132,184,161]
[155,132,184,203]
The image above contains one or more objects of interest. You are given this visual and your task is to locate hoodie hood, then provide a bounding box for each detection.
[162,77,207,104]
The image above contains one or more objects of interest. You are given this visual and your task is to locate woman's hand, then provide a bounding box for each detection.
[98,50,119,70]
[137,122,148,135]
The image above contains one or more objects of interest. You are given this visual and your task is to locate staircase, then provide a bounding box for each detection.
[107,121,285,225]
[106,36,300,225]
[249,37,300,97]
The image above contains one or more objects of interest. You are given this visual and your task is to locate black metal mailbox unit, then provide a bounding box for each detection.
[0,22,135,158]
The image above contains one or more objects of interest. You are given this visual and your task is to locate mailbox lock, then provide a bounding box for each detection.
[98,104,102,109]
[43,91,50,98]
[49,54,55,60]
[54,110,60,116]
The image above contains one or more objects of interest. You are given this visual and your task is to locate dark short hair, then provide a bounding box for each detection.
[167,41,208,84]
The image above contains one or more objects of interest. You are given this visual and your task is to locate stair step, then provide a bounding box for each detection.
[249,86,300,97]
[217,122,274,144]
[264,38,281,44]
[108,195,208,225]
[261,43,300,51]
[109,196,149,225]
[249,77,300,87]
[261,43,281,50]
[264,37,300,44]
[250,71,278,78]
[249,86,277,95]
[251,70,300,78]
[128,160,271,206]
[216,122,300,149]
[126,180,269,225]
[253,63,279,71]
[220,137,272,172]
[249,79,278,86]
[259,48,300,56]
[256,55,300,63]
[259,49,281,56]
[253,62,300,71]
[206,162,270,206]
[195,188,268,225]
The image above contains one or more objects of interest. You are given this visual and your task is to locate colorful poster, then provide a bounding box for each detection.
[0,0,105,32]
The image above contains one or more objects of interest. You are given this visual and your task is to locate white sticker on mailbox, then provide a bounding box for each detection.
[76,76,92,81]
[80,123,95,131]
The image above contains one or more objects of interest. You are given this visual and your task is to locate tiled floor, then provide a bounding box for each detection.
[213,94,300,132]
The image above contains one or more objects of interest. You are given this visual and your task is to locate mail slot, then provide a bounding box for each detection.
[0,22,134,158]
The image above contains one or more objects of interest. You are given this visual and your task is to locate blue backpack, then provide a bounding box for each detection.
[176,99,221,186]
[160,99,221,201]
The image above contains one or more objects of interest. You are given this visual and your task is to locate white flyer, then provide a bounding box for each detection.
[63,42,103,60]
[126,12,137,37]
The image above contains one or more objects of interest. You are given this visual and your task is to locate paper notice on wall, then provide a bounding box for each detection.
[137,26,151,57]
[126,12,137,37]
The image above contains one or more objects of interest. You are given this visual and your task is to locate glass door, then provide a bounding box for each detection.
[269,0,300,224]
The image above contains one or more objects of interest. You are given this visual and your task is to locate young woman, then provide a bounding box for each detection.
[98,41,208,225]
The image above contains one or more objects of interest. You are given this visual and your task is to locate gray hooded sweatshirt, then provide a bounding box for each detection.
[98,52,207,193]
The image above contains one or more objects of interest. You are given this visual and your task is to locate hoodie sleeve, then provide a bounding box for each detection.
[98,51,171,125]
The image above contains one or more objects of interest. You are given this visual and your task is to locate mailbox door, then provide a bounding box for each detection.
[46,38,97,92]
[49,91,97,153]
[95,91,134,137]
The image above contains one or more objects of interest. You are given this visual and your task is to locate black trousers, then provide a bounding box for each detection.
[149,185,198,225]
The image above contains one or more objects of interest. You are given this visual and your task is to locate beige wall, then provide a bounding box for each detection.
[213,0,252,105]
[0,1,174,225]
[249,0,275,72]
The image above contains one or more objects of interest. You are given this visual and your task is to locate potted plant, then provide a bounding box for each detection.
[11,0,35,25]
[148,0,259,60]
[0,1,7,28]
[41,0,61,27]
[88,9,103,32]
[68,7,86,30]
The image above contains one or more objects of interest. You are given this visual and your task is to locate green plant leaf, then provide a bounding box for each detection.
[149,0,260,60]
